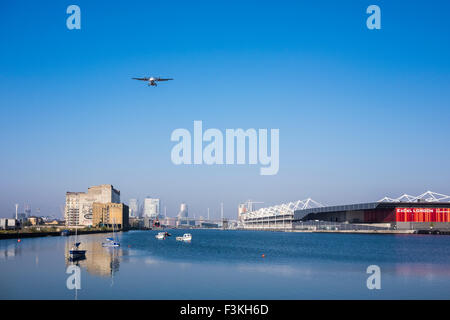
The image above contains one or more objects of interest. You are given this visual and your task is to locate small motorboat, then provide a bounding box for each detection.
[155,232,166,240]
[176,233,192,242]
[155,231,172,240]
[61,229,70,236]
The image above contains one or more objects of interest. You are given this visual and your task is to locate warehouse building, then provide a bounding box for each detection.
[0,218,18,230]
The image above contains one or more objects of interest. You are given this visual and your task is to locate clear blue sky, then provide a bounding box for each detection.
[1,0,449,218]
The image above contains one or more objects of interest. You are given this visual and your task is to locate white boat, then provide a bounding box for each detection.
[102,218,120,247]
[155,231,172,240]
[155,232,166,240]
[176,233,192,242]
[102,237,120,247]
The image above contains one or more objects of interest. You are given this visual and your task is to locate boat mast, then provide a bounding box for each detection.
[112,217,115,241]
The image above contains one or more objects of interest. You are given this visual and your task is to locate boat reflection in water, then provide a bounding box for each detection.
[64,237,127,278]
[68,253,86,263]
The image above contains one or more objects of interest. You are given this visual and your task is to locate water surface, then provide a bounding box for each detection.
[1,230,449,299]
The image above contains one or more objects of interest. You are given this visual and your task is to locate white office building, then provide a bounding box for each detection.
[0,218,18,230]
[143,198,160,219]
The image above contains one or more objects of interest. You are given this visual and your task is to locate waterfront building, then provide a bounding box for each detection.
[199,221,219,228]
[129,217,144,229]
[44,219,63,226]
[65,184,120,226]
[143,198,160,219]
[238,203,247,221]
[92,202,129,229]
[240,191,450,231]
[296,193,450,230]
[143,217,157,229]
[28,216,44,226]
[129,198,139,217]
[0,218,18,230]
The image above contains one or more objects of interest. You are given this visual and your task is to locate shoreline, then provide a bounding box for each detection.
[289,229,415,234]
[239,228,450,235]
[2,228,449,240]
[0,229,123,240]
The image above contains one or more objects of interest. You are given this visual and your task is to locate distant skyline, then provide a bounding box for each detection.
[1,1,450,218]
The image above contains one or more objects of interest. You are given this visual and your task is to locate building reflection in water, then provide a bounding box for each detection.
[64,237,128,278]
[394,263,450,278]
[0,243,22,260]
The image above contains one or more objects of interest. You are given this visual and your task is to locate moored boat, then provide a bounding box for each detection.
[69,228,86,260]
[155,232,166,240]
[176,233,192,242]
[102,237,120,247]
[102,218,120,247]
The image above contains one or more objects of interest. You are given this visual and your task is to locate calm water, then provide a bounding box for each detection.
[1,229,450,299]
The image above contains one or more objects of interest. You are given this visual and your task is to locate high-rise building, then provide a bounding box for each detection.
[129,198,139,217]
[177,203,188,218]
[65,184,120,226]
[143,198,160,219]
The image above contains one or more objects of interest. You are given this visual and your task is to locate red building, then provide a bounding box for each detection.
[295,201,450,230]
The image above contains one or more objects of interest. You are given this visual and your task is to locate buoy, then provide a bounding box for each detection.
[261,254,265,258]
[17,239,21,243]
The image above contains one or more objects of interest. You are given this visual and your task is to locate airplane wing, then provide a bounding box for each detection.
[156,78,174,81]
[132,77,149,81]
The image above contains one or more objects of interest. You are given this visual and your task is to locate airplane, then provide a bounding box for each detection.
[132,76,174,87]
